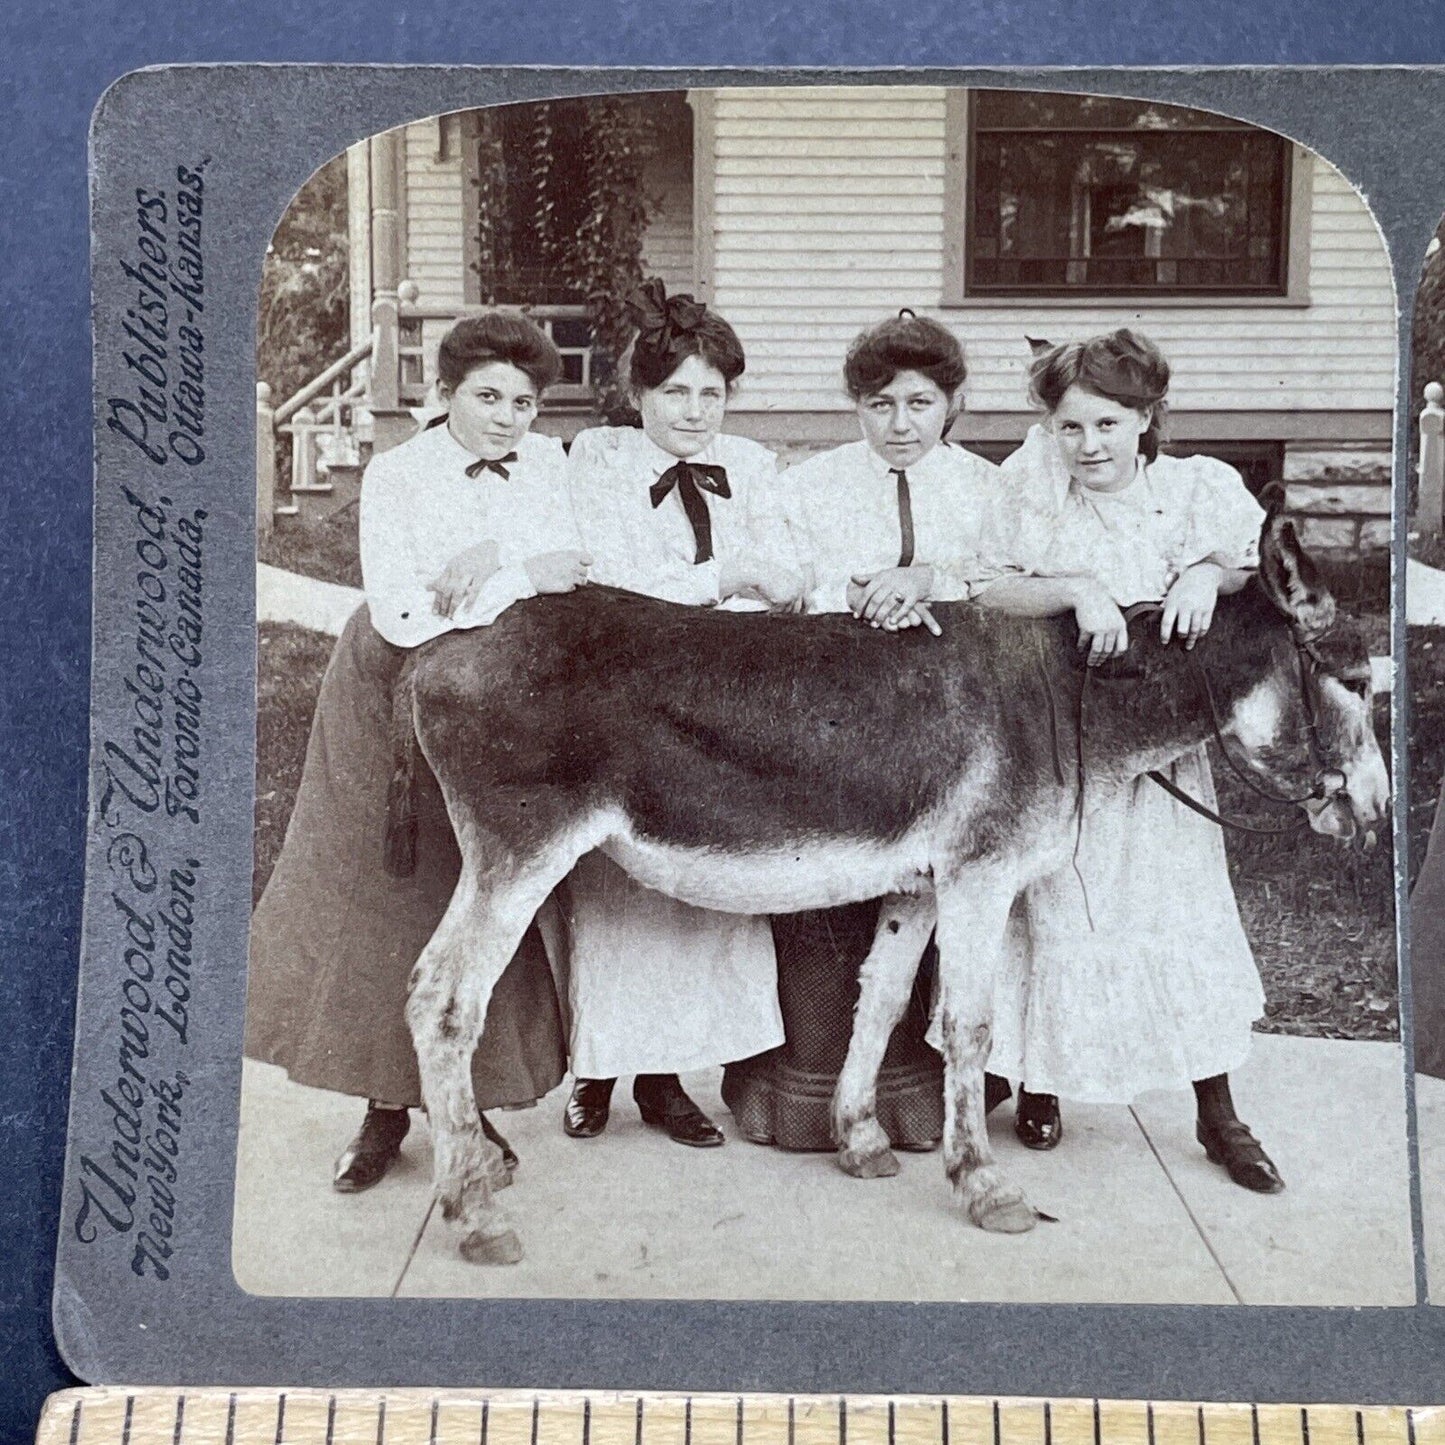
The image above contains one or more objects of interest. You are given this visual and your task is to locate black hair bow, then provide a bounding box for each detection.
[627,278,708,352]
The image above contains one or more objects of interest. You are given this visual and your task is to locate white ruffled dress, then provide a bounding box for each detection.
[982,432,1270,1102]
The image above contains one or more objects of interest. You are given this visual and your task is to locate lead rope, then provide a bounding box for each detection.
[1034,634,1096,931]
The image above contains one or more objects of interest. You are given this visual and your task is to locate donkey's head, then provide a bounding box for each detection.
[1218,504,1389,841]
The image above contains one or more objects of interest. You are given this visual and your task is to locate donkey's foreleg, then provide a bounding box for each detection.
[934,874,1037,1234]
[832,892,935,1179]
[407,830,577,1266]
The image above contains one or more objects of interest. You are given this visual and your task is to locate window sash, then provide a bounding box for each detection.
[964,92,1292,299]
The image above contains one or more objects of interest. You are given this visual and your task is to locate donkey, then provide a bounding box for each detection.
[386,512,1388,1264]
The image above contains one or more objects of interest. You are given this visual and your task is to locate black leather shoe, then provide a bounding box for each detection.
[1197,1118,1285,1193]
[564,1078,616,1139]
[1014,1089,1063,1150]
[333,1104,410,1193]
[480,1112,520,1173]
[633,1074,725,1148]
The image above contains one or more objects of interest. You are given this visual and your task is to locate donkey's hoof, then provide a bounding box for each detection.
[459,1227,524,1265]
[971,1194,1038,1234]
[837,1145,900,1179]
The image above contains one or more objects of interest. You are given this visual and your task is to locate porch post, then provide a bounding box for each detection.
[256,382,275,537]
[1421,381,1445,537]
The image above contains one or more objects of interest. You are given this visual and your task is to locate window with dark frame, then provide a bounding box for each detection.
[966,92,1293,299]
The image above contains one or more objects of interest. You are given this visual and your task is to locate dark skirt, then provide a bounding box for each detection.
[723,901,944,1151]
[244,605,567,1109]
[1413,774,1445,1080]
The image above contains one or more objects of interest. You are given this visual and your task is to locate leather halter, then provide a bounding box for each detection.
[1039,602,1353,838]
[1139,608,1350,835]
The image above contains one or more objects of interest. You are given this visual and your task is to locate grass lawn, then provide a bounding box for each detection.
[259,504,363,588]
[254,557,1398,1040]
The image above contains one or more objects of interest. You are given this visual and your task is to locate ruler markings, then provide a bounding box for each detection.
[30,1394,1445,1445]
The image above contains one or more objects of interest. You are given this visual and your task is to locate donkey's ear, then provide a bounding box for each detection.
[1025,336,1054,358]
[1258,511,1336,638]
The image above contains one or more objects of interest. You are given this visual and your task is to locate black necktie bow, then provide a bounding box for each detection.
[650,461,731,565]
[465,451,519,480]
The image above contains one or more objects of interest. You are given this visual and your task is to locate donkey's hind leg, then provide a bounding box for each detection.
[832,892,935,1180]
[407,830,576,1266]
[934,872,1038,1234]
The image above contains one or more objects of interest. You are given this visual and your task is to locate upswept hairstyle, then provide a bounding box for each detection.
[437,312,563,395]
[842,310,967,402]
[625,278,747,394]
[1028,328,1171,463]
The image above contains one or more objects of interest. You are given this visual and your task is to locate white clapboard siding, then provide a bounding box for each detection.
[404,122,466,309]
[400,117,694,309]
[708,87,1396,418]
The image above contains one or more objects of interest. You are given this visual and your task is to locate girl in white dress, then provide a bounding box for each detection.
[559,280,801,1148]
[246,313,589,1194]
[723,311,1014,1150]
[977,327,1282,1193]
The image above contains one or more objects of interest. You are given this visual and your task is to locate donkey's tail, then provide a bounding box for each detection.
[383,659,420,877]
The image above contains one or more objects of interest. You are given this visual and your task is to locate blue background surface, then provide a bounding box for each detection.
[7,3,1445,1439]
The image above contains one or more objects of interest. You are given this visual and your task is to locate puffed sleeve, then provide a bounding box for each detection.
[1171,454,1266,574]
[568,428,723,605]
[929,452,1025,602]
[358,450,454,648]
[780,450,858,615]
[733,439,805,584]
[996,424,1074,576]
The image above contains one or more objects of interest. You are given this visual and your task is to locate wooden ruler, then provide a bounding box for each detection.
[30,1392,1445,1445]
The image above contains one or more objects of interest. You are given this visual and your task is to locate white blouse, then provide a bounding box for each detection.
[783,439,1011,614]
[358,423,580,648]
[999,429,1264,606]
[567,426,796,608]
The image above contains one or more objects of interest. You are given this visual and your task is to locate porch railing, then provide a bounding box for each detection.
[258,280,597,534]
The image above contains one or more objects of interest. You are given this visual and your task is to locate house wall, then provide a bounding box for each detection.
[703,86,1396,430]
[398,114,694,311]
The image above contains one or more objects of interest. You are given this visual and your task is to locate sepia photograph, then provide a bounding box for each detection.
[232,83,1406,1306]
[1406,216,1445,1300]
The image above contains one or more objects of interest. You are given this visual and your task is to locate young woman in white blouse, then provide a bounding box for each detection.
[245,314,589,1193]
[558,279,802,1148]
[976,328,1283,1192]
[724,312,1013,1152]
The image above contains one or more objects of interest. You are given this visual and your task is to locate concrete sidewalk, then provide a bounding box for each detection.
[1415,1072,1445,1301]
[232,1035,1414,1305]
